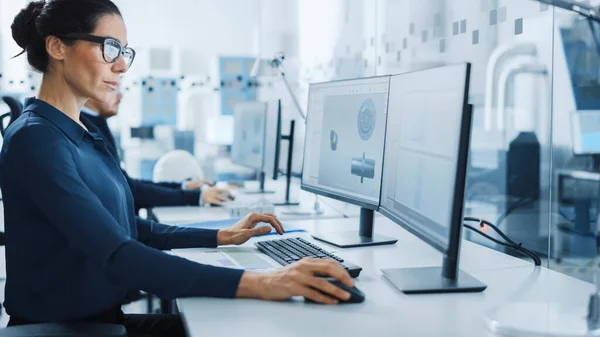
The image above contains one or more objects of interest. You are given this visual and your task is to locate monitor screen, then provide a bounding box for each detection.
[379,64,471,251]
[263,100,282,179]
[302,76,390,208]
[231,101,267,170]
[571,111,600,155]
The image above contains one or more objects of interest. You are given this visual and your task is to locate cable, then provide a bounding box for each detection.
[464,224,542,265]
[464,217,542,266]
[465,217,517,245]
[464,223,541,266]
[466,217,542,263]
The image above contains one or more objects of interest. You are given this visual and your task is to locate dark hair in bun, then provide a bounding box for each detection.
[11,0,122,73]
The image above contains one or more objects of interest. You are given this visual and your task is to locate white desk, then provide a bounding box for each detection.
[233,180,362,219]
[152,181,354,225]
[152,203,344,225]
[170,217,584,337]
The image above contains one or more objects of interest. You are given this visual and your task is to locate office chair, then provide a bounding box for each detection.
[0,323,127,337]
[0,96,21,251]
[152,150,204,183]
[0,97,23,137]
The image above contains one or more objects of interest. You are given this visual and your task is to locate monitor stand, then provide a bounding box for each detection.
[243,172,276,195]
[381,257,487,294]
[311,208,398,248]
[271,166,299,206]
[271,120,299,206]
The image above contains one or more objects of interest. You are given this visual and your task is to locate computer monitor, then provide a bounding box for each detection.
[264,100,283,181]
[302,75,398,248]
[239,99,299,205]
[379,63,486,294]
[231,101,267,171]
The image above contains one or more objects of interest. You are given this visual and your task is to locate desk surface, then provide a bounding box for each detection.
[171,217,584,337]
[153,181,358,225]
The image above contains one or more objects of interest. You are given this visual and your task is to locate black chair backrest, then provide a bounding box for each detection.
[0,96,24,137]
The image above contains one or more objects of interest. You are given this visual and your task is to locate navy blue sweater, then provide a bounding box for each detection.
[0,98,243,322]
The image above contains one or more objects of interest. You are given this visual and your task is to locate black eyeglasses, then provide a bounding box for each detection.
[61,33,136,68]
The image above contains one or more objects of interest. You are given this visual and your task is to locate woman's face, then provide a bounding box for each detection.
[61,14,128,104]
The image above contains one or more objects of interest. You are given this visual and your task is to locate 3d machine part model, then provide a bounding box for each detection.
[351,152,376,183]
[330,129,338,151]
[357,98,376,141]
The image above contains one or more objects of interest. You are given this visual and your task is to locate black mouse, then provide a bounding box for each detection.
[306,277,365,304]
[209,194,234,206]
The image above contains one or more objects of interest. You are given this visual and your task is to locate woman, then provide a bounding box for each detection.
[1,1,353,336]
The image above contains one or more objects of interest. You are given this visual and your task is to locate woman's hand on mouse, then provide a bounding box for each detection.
[217,212,284,245]
[236,258,354,304]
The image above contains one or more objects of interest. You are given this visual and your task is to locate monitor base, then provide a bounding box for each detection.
[243,190,276,195]
[381,266,487,294]
[272,200,300,206]
[312,231,397,248]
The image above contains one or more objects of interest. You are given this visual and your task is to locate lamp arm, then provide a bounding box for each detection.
[279,71,307,121]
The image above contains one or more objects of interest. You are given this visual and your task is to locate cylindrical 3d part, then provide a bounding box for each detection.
[351,156,376,180]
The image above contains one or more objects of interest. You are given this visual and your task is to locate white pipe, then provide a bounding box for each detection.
[497,61,548,147]
[484,43,537,131]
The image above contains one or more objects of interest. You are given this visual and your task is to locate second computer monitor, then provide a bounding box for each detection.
[379,63,486,294]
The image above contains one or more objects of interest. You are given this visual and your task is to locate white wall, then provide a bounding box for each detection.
[114,0,261,76]
[0,0,31,94]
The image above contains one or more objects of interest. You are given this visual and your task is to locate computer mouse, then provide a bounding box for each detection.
[222,191,235,201]
[306,277,365,304]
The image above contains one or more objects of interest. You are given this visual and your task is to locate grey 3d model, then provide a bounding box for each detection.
[351,152,376,183]
[357,98,376,141]
[330,130,338,151]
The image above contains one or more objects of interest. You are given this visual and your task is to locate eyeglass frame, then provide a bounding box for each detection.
[59,33,136,68]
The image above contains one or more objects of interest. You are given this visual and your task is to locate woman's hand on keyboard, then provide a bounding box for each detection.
[236,258,354,305]
[217,212,284,245]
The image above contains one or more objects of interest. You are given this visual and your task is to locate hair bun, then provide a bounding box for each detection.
[11,1,45,50]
